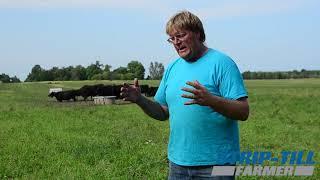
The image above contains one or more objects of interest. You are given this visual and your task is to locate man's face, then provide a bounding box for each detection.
[168,28,202,61]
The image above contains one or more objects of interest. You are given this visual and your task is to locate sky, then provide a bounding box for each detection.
[0,0,319,81]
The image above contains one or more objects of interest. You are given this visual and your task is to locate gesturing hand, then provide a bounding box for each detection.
[120,78,141,103]
[181,80,212,106]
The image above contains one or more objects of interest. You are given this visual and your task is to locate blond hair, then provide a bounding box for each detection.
[166,11,206,42]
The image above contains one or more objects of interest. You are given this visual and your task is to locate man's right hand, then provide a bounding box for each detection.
[120,78,141,103]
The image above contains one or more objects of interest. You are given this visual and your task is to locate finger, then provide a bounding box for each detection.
[184,100,197,105]
[181,87,196,94]
[195,80,205,89]
[121,91,129,97]
[181,94,196,99]
[123,83,129,88]
[186,81,201,89]
[120,87,128,92]
[134,78,139,87]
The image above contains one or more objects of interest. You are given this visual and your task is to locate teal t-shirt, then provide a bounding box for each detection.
[154,48,248,166]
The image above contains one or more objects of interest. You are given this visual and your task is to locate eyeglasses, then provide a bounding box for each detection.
[167,32,188,44]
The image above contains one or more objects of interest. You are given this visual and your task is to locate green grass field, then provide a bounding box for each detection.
[0,79,319,179]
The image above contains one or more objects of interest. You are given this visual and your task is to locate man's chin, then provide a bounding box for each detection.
[178,52,191,60]
[179,54,196,62]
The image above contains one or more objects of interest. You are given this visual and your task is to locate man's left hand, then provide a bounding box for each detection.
[181,80,213,106]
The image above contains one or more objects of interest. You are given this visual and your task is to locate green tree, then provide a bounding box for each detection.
[56,67,72,81]
[149,61,164,80]
[127,61,145,80]
[125,73,135,80]
[91,74,104,80]
[103,64,112,80]
[0,73,11,83]
[10,76,21,83]
[104,64,112,73]
[70,65,87,80]
[86,61,103,80]
[242,71,250,79]
[111,67,128,80]
[113,67,127,74]
[48,67,60,81]
[25,65,45,81]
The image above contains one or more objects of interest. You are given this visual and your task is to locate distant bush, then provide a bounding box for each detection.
[0,73,21,83]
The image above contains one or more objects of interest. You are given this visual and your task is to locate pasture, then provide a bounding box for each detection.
[0,79,319,179]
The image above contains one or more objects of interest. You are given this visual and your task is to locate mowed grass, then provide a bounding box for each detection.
[0,79,319,179]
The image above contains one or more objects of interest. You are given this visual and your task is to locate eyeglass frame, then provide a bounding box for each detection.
[167,32,188,44]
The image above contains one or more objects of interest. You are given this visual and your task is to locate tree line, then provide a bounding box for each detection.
[242,69,320,79]
[25,63,320,82]
[1,64,320,83]
[25,60,165,82]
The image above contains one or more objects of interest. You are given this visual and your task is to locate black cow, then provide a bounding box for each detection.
[95,84,122,99]
[96,85,114,96]
[112,85,122,99]
[78,84,104,101]
[140,85,149,95]
[118,84,154,97]
[146,86,158,97]
[48,90,78,102]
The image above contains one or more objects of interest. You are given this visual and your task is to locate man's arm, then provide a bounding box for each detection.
[207,96,249,121]
[120,78,169,121]
[136,95,169,121]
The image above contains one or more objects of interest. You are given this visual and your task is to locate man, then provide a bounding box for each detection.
[121,11,249,179]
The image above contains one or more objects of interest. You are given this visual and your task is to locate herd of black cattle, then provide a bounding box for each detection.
[48,84,158,102]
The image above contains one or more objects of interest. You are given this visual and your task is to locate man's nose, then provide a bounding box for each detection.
[172,38,182,45]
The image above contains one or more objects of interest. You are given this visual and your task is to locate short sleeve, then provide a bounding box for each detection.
[154,69,169,106]
[219,59,248,100]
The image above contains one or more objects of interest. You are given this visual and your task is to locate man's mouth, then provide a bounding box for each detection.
[178,46,187,53]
